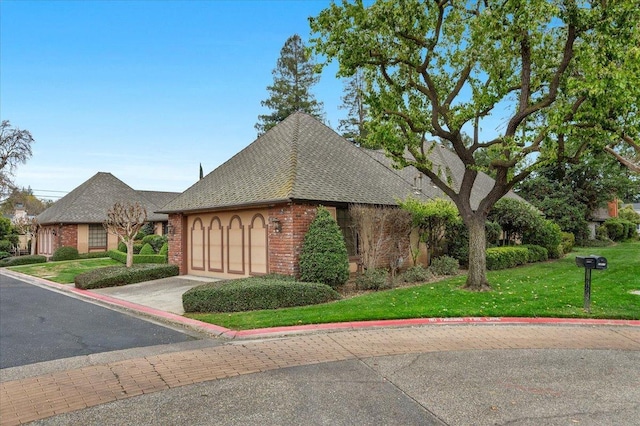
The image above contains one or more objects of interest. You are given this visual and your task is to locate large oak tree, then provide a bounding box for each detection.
[310,0,640,290]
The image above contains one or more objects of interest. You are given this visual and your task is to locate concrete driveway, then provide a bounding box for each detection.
[91,275,218,314]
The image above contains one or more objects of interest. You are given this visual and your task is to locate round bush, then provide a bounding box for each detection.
[139,243,155,255]
[0,251,11,260]
[0,240,12,252]
[142,234,167,253]
[523,218,562,259]
[400,265,433,283]
[52,246,80,261]
[354,268,390,290]
[182,277,341,313]
[299,206,350,288]
[429,255,459,275]
[117,241,127,252]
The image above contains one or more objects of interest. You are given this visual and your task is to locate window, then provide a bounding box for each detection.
[336,208,358,256]
[88,224,107,249]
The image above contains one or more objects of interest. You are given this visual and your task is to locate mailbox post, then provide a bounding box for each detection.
[575,255,607,313]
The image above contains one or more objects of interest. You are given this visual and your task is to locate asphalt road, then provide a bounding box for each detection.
[0,274,196,369]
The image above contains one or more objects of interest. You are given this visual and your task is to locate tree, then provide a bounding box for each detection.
[310,0,640,290]
[0,187,52,216]
[299,206,349,288]
[103,202,147,267]
[338,70,374,147]
[399,197,460,266]
[1,121,35,198]
[255,34,324,135]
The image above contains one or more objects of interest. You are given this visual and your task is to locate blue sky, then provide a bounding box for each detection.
[1,0,345,200]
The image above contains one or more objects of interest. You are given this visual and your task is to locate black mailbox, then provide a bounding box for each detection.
[575,255,607,270]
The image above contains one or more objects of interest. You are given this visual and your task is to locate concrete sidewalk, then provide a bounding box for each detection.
[1,270,639,425]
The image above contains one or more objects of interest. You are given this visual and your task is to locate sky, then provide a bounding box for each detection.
[1,0,346,201]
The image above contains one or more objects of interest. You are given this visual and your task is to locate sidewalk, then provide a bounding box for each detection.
[1,270,639,425]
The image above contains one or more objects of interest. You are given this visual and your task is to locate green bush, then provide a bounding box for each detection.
[429,255,459,275]
[486,246,530,270]
[560,232,575,254]
[400,265,433,283]
[78,251,109,259]
[139,243,155,255]
[444,221,468,266]
[522,244,549,263]
[107,249,167,265]
[523,218,562,259]
[299,206,350,288]
[0,255,47,267]
[51,246,80,261]
[75,264,179,290]
[581,238,613,248]
[159,242,168,257]
[142,234,166,253]
[117,242,127,252]
[485,221,502,247]
[133,243,143,254]
[602,218,625,241]
[0,240,12,252]
[595,225,609,241]
[354,268,390,290]
[0,251,10,260]
[182,277,341,313]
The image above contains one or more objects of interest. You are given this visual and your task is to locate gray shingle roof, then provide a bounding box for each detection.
[37,173,179,224]
[159,112,523,213]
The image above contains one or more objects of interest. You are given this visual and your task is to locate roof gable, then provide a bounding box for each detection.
[37,172,178,224]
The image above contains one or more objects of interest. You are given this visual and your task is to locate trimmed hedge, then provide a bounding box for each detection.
[486,245,548,270]
[107,249,167,265]
[139,243,155,255]
[78,251,109,259]
[52,246,79,261]
[0,255,47,267]
[182,277,341,313]
[74,264,179,289]
[142,234,167,253]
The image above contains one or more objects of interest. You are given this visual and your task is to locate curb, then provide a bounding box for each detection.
[3,269,639,339]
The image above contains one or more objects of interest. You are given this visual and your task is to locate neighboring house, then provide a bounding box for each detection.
[3,203,37,254]
[36,172,179,256]
[159,112,522,279]
[588,200,620,238]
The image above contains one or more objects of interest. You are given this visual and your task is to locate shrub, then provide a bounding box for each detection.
[486,246,530,270]
[354,268,391,291]
[142,234,166,253]
[522,244,549,263]
[182,277,341,313]
[78,251,109,259]
[107,249,167,265]
[0,240,12,252]
[140,222,156,237]
[51,246,80,261]
[159,242,168,257]
[133,243,143,254]
[485,221,502,247]
[139,243,155,255]
[595,225,609,241]
[429,255,459,275]
[602,218,625,241]
[560,232,575,254]
[0,251,10,260]
[0,255,47,267]
[523,218,562,259]
[75,264,179,290]
[117,242,127,252]
[400,265,433,283]
[444,221,469,266]
[299,206,350,288]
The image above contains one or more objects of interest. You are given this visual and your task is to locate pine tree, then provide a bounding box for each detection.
[338,70,376,147]
[255,34,324,135]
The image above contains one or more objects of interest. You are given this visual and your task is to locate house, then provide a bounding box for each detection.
[36,172,179,256]
[159,112,521,279]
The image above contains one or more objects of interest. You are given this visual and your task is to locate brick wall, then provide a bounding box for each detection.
[268,203,317,276]
[58,224,78,252]
[167,213,187,274]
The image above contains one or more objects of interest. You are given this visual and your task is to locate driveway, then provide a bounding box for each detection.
[91,275,218,314]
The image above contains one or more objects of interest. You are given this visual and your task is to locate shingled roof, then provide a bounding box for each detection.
[159,112,520,214]
[37,172,179,225]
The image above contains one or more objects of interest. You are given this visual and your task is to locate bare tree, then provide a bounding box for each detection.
[103,202,147,267]
[0,121,35,197]
[12,216,39,255]
[349,204,411,276]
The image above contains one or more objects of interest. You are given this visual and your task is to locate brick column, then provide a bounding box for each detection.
[268,203,317,277]
[167,213,187,274]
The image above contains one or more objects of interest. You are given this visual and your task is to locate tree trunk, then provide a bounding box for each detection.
[125,240,134,268]
[464,214,491,291]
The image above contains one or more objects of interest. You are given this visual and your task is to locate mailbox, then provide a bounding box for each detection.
[575,255,607,270]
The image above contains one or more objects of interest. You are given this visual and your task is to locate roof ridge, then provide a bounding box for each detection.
[287,112,300,197]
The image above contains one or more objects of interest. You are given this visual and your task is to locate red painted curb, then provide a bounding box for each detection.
[3,269,639,339]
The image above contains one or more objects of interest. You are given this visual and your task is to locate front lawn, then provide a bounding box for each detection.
[8,258,120,284]
[186,242,640,330]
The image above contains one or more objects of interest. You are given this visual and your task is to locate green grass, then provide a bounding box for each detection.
[187,242,640,330]
[8,258,120,284]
